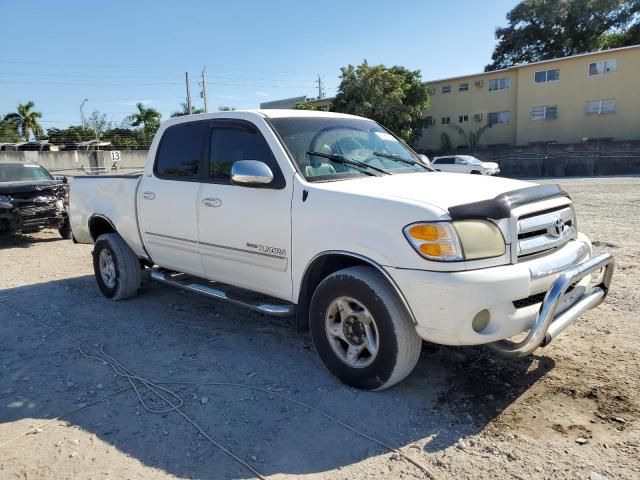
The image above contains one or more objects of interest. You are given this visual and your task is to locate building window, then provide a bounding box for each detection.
[531,105,558,120]
[441,116,450,125]
[585,99,616,115]
[441,85,451,94]
[589,59,617,76]
[459,83,469,92]
[425,116,435,126]
[488,111,510,124]
[489,77,510,91]
[534,68,560,83]
[458,115,469,123]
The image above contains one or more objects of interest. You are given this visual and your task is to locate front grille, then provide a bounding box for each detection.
[513,292,547,309]
[516,205,575,260]
[18,205,59,216]
[513,284,576,309]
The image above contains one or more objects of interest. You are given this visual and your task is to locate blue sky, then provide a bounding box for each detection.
[0,0,519,130]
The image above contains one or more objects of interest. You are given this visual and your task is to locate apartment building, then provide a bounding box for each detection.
[417,45,640,151]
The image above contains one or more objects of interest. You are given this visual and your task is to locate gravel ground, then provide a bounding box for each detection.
[0,176,638,480]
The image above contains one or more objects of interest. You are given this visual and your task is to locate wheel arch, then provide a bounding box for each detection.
[88,214,117,242]
[295,250,417,332]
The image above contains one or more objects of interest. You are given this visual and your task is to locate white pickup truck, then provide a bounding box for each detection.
[70,110,614,390]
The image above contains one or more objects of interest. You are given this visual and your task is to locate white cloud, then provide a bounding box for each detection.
[254,91,271,98]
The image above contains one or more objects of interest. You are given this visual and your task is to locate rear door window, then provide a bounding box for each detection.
[155,122,207,179]
[435,157,454,164]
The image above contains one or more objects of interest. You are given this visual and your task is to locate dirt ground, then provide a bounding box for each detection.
[0,176,638,480]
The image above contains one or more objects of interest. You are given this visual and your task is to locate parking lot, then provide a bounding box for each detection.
[0,176,638,480]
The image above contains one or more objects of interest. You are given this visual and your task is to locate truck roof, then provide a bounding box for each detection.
[256,109,360,119]
[162,109,363,128]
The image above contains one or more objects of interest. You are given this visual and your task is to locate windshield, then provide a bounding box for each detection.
[269,116,430,181]
[0,164,53,182]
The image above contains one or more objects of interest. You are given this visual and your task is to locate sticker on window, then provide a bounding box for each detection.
[374,131,395,142]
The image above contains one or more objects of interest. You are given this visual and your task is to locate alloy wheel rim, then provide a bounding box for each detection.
[325,296,379,368]
[99,249,116,289]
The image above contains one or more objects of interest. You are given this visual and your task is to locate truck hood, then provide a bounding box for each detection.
[314,171,536,213]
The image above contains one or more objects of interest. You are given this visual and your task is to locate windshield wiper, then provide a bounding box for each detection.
[306,151,390,176]
[372,152,429,170]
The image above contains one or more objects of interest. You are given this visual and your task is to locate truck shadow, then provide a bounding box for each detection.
[0,275,554,479]
[0,232,66,248]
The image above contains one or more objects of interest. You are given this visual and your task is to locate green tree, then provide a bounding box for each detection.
[447,123,493,148]
[294,101,317,110]
[7,101,43,141]
[171,102,204,117]
[0,114,22,143]
[218,105,236,111]
[46,126,94,145]
[127,103,162,145]
[486,0,640,71]
[331,60,431,143]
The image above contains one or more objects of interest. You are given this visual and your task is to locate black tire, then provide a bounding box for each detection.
[58,217,72,239]
[309,266,422,390]
[470,170,482,175]
[93,233,143,300]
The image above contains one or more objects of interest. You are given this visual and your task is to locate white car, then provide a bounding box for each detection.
[70,110,614,390]
[432,154,500,175]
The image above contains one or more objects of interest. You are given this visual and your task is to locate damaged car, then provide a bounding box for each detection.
[0,161,71,238]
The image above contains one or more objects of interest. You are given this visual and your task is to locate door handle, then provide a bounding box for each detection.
[202,198,222,208]
[142,191,155,200]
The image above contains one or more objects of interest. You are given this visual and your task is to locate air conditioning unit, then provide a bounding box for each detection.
[473,112,483,122]
[474,80,483,88]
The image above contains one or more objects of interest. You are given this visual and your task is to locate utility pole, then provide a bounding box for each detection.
[316,74,325,99]
[80,98,88,129]
[200,67,209,113]
[185,72,192,114]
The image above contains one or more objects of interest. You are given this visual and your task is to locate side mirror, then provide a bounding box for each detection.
[418,154,431,166]
[231,160,274,186]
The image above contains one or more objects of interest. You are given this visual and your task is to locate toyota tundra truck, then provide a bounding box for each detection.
[69,110,614,390]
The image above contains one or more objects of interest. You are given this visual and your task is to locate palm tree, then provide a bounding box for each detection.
[8,102,43,141]
[127,103,162,129]
[170,102,204,117]
[127,103,162,146]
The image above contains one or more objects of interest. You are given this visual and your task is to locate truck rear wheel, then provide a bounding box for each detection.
[93,233,143,300]
[309,266,421,390]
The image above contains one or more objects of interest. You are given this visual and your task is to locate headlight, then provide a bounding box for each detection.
[404,220,505,262]
[453,220,505,260]
[403,223,463,261]
[0,195,12,209]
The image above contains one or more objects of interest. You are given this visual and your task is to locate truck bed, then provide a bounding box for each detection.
[69,174,147,258]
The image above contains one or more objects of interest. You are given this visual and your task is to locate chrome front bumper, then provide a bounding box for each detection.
[491,252,615,356]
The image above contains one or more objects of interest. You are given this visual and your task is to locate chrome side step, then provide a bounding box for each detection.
[150,268,295,317]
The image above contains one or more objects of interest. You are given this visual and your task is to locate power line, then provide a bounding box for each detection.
[0,80,324,89]
[0,71,321,83]
[0,59,296,75]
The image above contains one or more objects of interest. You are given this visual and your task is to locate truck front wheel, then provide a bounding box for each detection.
[93,233,143,300]
[309,266,422,390]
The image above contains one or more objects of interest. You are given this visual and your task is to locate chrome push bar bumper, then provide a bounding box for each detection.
[492,252,615,356]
